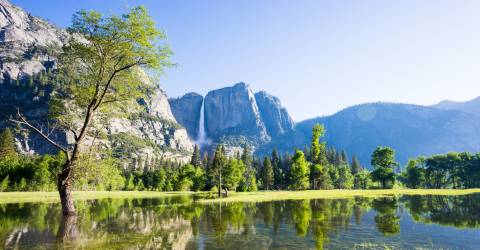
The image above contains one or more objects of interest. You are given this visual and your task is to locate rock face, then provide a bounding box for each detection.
[204,82,270,145]
[169,83,295,151]
[255,91,294,138]
[0,0,193,166]
[169,93,203,140]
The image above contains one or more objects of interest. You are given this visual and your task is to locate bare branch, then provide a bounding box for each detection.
[9,110,69,157]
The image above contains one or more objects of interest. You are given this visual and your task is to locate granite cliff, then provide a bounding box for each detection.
[0,0,193,167]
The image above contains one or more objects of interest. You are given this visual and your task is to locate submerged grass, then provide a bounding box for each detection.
[0,189,479,204]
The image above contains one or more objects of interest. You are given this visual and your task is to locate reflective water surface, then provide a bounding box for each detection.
[1,194,480,249]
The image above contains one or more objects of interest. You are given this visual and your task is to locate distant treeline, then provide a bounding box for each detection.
[1,124,480,192]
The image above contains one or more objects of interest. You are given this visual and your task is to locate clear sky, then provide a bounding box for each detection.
[11,0,480,121]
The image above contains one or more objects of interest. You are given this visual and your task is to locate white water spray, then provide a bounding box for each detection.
[195,99,209,148]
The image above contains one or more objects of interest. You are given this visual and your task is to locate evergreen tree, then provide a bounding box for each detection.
[212,144,226,197]
[261,157,274,190]
[350,155,363,175]
[271,149,283,189]
[289,150,310,190]
[341,150,348,164]
[0,128,17,159]
[190,145,202,167]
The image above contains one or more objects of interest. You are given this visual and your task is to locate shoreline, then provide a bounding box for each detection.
[1,189,480,204]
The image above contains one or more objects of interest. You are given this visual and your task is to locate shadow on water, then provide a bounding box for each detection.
[1,193,480,249]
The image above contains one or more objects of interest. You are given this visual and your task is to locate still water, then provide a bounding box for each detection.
[1,194,479,249]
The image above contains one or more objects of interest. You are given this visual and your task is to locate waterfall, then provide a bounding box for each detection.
[195,99,209,148]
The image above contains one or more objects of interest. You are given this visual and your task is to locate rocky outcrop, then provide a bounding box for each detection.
[204,82,270,145]
[0,0,193,166]
[254,91,294,138]
[169,92,203,140]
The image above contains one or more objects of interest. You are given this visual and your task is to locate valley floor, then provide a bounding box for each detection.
[1,189,480,204]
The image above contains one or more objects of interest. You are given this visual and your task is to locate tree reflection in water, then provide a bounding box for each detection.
[372,197,400,236]
[0,194,479,249]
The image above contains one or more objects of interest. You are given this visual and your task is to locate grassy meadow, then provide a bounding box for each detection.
[1,189,480,204]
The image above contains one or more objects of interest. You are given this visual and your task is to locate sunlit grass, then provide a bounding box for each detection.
[198,189,480,203]
[0,191,196,204]
[1,189,479,204]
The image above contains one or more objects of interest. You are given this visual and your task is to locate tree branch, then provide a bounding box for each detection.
[9,110,69,158]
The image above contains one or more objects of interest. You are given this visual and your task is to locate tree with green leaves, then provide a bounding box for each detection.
[336,164,354,189]
[0,128,17,159]
[191,145,202,167]
[403,158,426,188]
[260,157,274,190]
[212,144,226,197]
[11,6,171,215]
[354,170,371,189]
[289,150,310,190]
[309,124,332,189]
[310,164,333,189]
[370,146,398,189]
[223,158,245,195]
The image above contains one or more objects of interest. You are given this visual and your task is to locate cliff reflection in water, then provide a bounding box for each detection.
[1,194,480,249]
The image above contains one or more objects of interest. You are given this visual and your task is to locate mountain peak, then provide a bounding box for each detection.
[432,96,480,115]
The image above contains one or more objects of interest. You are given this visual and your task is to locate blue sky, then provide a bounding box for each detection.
[12,0,480,121]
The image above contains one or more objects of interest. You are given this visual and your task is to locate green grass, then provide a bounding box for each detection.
[1,189,479,204]
[0,191,196,204]
[199,189,480,203]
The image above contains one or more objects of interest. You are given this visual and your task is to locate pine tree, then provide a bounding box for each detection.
[271,149,283,189]
[0,128,17,159]
[261,157,274,190]
[351,155,363,175]
[190,145,202,167]
[341,150,348,165]
[212,144,226,197]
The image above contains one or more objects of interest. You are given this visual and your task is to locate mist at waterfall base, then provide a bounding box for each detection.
[194,99,210,149]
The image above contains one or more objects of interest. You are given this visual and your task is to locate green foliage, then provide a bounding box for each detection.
[0,153,63,192]
[370,147,397,189]
[125,174,135,191]
[223,158,245,191]
[310,164,333,190]
[311,124,328,165]
[0,128,17,159]
[289,150,310,190]
[271,149,284,189]
[191,145,202,167]
[402,158,426,188]
[260,157,274,190]
[336,164,354,189]
[0,175,9,191]
[74,151,125,191]
[350,155,363,175]
[354,170,371,189]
